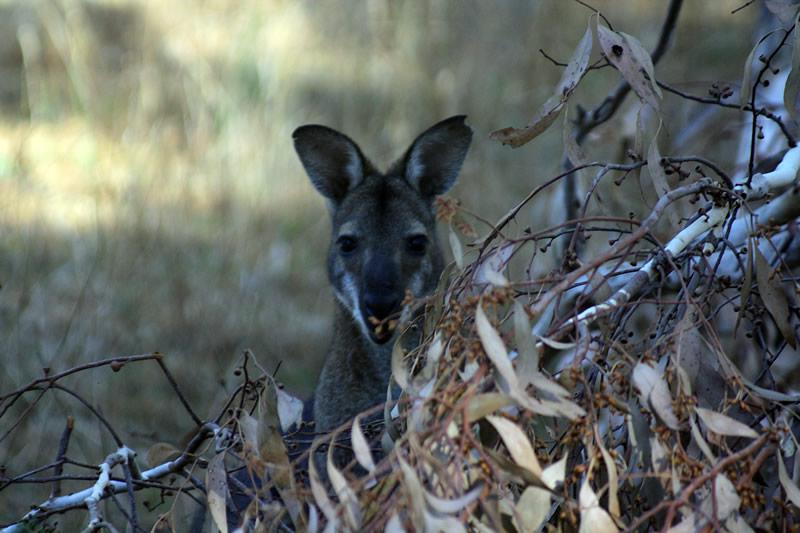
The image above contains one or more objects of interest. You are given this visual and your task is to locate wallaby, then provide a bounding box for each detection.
[293,116,473,432]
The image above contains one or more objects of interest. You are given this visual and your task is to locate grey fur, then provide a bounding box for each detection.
[293,116,472,432]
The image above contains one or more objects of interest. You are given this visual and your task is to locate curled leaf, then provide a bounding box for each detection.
[491,19,593,148]
[423,483,483,514]
[351,415,376,473]
[632,362,681,430]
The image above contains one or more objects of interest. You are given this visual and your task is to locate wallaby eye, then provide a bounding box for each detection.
[337,235,358,255]
[406,234,428,255]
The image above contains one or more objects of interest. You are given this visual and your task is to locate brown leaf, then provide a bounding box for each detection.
[490,96,565,148]
[755,245,796,347]
[596,24,660,112]
[491,19,593,148]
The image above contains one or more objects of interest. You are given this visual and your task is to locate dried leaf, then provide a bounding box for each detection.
[695,407,758,439]
[647,125,679,228]
[448,226,464,269]
[674,306,726,409]
[276,386,304,433]
[765,0,800,25]
[351,415,376,473]
[327,445,362,529]
[690,415,716,463]
[666,515,696,533]
[309,451,337,527]
[491,20,592,148]
[557,19,594,96]
[542,455,568,489]
[741,31,781,107]
[424,483,483,515]
[777,451,800,508]
[385,513,406,533]
[755,245,796,347]
[486,415,542,477]
[206,452,229,533]
[596,23,660,111]
[424,512,467,533]
[490,95,565,148]
[527,371,572,399]
[392,342,411,391]
[650,436,668,473]
[701,474,740,521]
[598,438,620,518]
[398,457,427,532]
[578,476,619,533]
[533,334,576,351]
[632,362,681,430]
[736,239,754,334]
[476,305,519,391]
[516,486,551,532]
[239,412,259,454]
[514,456,567,531]
[465,393,513,423]
[477,244,513,286]
[514,301,539,376]
[786,12,800,122]
[620,32,662,98]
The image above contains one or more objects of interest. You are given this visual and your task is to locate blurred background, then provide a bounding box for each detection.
[0,0,757,524]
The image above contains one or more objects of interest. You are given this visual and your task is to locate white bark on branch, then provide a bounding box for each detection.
[554,145,800,334]
[1,423,218,533]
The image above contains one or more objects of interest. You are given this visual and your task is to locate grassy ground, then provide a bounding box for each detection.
[0,0,755,525]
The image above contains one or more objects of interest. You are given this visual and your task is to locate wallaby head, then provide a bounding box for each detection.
[293,116,472,430]
[294,116,472,345]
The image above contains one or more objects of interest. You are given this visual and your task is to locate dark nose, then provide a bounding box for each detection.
[364,291,401,321]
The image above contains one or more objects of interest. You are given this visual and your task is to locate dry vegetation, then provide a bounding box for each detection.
[2,0,800,531]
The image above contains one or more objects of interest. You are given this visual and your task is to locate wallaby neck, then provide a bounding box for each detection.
[330,301,394,375]
[313,301,393,431]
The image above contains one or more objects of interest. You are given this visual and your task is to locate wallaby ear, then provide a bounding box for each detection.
[395,115,473,197]
[293,125,369,203]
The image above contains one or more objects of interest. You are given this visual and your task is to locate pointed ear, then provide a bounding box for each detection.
[293,125,370,203]
[395,115,472,197]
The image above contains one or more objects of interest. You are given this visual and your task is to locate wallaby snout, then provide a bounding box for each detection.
[293,115,472,431]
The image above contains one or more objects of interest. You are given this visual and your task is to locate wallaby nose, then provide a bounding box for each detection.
[364,291,401,321]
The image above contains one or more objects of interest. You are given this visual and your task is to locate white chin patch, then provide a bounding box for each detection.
[335,272,372,339]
